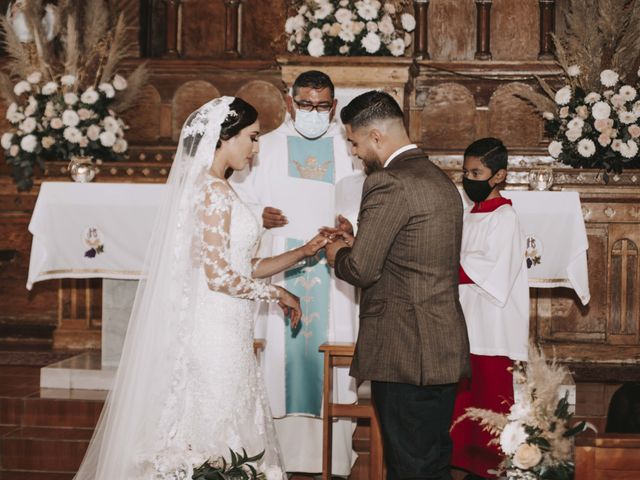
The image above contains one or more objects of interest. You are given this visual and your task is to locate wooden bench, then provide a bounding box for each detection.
[575,431,640,480]
[319,342,385,479]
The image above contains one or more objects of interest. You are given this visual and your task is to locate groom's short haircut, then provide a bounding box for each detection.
[292,70,335,98]
[340,90,403,130]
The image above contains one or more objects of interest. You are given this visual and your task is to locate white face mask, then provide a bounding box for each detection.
[294,109,331,139]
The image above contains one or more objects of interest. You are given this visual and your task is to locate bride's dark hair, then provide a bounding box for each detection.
[217,97,258,149]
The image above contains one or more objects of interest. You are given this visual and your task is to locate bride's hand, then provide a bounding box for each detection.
[276,286,302,329]
[300,233,329,257]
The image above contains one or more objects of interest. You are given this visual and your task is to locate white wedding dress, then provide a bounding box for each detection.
[74,98,285,480]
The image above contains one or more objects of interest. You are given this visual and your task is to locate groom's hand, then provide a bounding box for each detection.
[325,238,349,267]
[336,215,354,235]
[262,206,288,229]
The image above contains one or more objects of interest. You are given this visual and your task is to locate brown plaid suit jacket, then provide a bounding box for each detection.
[335,148,471,385]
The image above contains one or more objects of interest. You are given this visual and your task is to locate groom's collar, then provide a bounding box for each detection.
[384,144,418,168]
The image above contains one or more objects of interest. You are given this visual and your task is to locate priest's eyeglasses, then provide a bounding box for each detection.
[293,99,333,113]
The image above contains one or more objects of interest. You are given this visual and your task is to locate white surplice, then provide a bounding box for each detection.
[459,202,530,361]
[230,116,361,475]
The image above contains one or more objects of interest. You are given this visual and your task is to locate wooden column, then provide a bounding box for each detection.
[224,0,242,57]
[413,0,430,60]
[538,0,556,60]
[474,0,492,60]
[163,0,180,57]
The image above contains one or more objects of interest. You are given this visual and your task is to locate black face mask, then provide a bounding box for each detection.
[462,175,495,203]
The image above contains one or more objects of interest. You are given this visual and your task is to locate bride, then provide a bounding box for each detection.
[74,97,328,479]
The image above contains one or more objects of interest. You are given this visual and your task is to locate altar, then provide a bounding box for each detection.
[27,181,591,390]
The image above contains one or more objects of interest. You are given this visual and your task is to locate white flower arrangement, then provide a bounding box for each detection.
[285,0,415,57]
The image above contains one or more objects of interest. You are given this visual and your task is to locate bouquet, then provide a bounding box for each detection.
[192,449,283,480]
[285,0,416,57]
[453,346,589,480]
[0,0,147,191]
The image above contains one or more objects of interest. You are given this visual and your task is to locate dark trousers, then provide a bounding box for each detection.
[371,380,458,480]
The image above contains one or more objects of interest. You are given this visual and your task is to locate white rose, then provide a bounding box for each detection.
[63,126,82,143]
[99,130,116,147]
[619,85,637,102]
[592,101,612,120]
[309,27,323,40]
[20,117,37,134]
[577,138,596,157]
[20,134,37,152]
[401,13,416,32]
[112,138,128,153]
[334,7,352,24]
[60,74,76,86]
[567,117,584,130]
[499,422,528,455]
[567,65,581,77]
[307,37,325,57]
[112,74,128,91]
[41,136,56,149]
[99,82,116,99]
[565,128,582,142]
[554,86,572,105]
[62,109,80,127]
[600,69,619,87]
[50,117,63,129]
[9,144,19,156]
[389,38,406,57]
[64,92,78,105]
[585,92,601,104]
[81,88,99,105]
[87,124,102,141]
[548,140,563,158]
[361,31,381,54]
[13,80,31,96]
[26,71,42,84]
[378,14,395,35]
[1,132,14,149]
[41,81,58,95]
[513,444,543,470]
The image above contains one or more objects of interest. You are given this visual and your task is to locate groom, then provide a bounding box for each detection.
[325,91,471,480]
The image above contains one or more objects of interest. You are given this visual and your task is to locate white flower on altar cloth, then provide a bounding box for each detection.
[362,31,381,53]
[41,81,58,95]
[619,85,637,102]
[591,101,612,120]
[389,38,405,56]
[594,118,613,132]
[366,21,378,32]
[113,138,128,153]
[62,109,80,127]
[584,92,601,104]
[24,97,37,117]
[513,444,543,470]
[548,140,563,158]
[63,92,78,105]
[112,74,127,91]
[612,139,623,152]
[1,132,14,149]
[577,138,596,157]
[576,105,589,119]
[41,135,55,149]
[500,421,528,455]
[508,402,533,422]
[339,45,349,54]
[9,144,19,156]
[567,64,581,77]
[99,130,116,147]
[102,116,120,134]
[554,86,571,105]
[99,82,116,99]
[565,128,582,142]
[13,80,31,96]
[78,108,93,121]
[285,14,304,34]
[26,71,42,84]
[603,89,614,99]
[378,14,394,35]
[600,69,619,87]
[401,13,416,32]
[355,0,380,21]
[87,125,101,141]
[335,7,352,24]
[6,102,23,123]
[50,117,63,129]
[567,117,584,130]
[314,2,334,20]
[339,23,356,42]
[339,0,349,6]
[19,116,36,134]
[620,139,639,158]
[559,106,569,118]
[81,88,99,105]
[618,110,638,125]
[610,94,625,109]
[63,126,82,143]
[19,133,36,152]
[60,74,76,86]
[309,27,323,40]
[598,133,612,147]
[307,37,325,57]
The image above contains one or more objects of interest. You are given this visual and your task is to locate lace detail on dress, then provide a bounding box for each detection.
[200,178,278,302]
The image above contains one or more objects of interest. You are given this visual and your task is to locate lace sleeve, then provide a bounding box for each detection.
[201,180,278,302]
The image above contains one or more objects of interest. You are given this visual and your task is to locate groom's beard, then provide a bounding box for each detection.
[363,158,382,176]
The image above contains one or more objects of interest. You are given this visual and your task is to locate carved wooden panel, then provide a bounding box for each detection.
[180,0,226,57]
[241,0,288,59]
[172,80,221,141]
[491,0,540,60]
[488,82,543,148]
[234,80,286,134]
[420,83,476,149]
[608,224,640,345]
[428,0,475,61]
[122,84,162,143]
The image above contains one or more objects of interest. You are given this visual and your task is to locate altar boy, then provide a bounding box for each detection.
[451,137,530,479]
